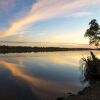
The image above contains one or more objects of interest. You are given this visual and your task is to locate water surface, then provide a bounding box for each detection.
[0,51,99,100]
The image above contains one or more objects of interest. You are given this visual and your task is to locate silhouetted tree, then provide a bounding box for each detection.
[84,19,100,47]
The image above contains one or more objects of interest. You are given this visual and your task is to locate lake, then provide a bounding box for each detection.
[0,51,99,100]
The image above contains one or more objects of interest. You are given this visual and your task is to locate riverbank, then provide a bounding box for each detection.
[67,81,100,100]
[56,81,100,100]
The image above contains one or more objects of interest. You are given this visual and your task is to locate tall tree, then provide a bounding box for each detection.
[84,19,100,47]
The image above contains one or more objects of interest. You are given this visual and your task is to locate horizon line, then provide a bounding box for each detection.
[0,41,88,45]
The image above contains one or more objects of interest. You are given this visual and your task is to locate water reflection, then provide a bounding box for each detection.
[0,60,67,100]
[0,51,99,100]
[0,60,38,100]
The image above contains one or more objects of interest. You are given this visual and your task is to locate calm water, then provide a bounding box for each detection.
[0,51,99,100]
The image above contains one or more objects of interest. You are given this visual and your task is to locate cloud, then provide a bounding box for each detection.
[70,11,92,17]
[0,0,100,39]
[0,0,16,11]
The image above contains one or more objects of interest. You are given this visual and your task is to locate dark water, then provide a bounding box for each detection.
[0,51,98,100]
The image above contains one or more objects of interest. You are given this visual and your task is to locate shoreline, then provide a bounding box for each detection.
[67,81,100,100]
[0,45,99,53]
[56,81,100,100]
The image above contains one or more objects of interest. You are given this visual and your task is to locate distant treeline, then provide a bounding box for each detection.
[0,45,98,53]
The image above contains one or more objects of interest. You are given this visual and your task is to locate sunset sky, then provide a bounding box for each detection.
[0,0,100,46]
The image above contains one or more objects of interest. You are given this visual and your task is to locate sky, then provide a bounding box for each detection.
[0,0,100,47]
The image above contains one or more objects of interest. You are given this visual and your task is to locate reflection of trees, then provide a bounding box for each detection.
[80,51,100,85]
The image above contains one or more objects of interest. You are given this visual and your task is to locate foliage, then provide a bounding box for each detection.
[80,52,100,85]
[84,19,100,47]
